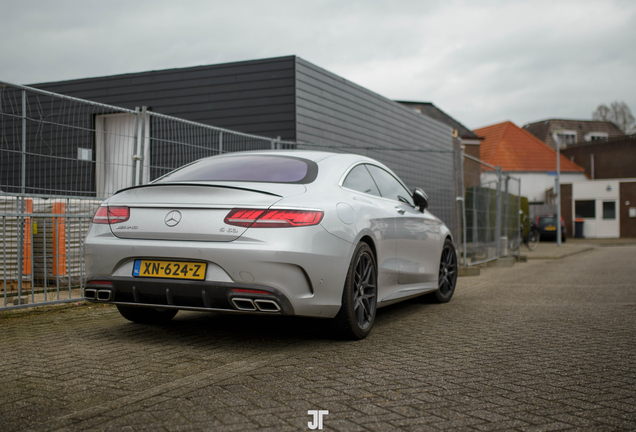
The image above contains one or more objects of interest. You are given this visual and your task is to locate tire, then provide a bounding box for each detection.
[334,242,378,340]
[527,229,540,251]
[431,238,458,303]
[561,235,566,243]
[116,305,178,324]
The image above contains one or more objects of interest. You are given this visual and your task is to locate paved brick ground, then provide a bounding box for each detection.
[1,246,635,431]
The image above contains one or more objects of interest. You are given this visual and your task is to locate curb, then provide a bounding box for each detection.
[527,246,595,260]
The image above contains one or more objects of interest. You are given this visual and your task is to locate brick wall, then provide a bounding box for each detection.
[562,136,636,179]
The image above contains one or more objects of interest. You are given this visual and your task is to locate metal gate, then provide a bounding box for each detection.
[460,153,521,266]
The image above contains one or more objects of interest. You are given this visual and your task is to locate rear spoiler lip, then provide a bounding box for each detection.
[114,182,282,198]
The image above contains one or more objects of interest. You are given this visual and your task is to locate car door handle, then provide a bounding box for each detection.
[395,207,406,215]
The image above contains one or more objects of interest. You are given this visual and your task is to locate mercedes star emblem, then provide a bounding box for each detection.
[164,210,182,227]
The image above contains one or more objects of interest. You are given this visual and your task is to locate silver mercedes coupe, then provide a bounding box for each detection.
[83,151,457,339]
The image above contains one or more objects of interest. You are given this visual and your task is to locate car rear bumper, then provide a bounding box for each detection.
[84,277,296,315]
[539,230,565,239]
[83,224,354,318]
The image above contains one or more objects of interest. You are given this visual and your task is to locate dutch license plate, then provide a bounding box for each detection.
[133,259,207,280]
[545,226,556,231]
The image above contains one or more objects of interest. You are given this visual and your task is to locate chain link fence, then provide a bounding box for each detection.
[2,80,521,310]
[460,152,522,266]
[0,82,293,310]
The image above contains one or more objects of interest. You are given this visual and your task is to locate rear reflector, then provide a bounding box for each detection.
[232,288,271,295]
[86,280,112,285]
[224,209,323,228]
[92,206,130,224]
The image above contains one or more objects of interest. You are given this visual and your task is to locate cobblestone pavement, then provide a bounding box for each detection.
[1,246,635,431]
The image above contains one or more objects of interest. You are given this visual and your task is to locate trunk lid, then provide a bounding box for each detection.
[106,183,304,242]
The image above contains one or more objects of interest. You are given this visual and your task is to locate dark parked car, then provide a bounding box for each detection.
[535,214,566,242]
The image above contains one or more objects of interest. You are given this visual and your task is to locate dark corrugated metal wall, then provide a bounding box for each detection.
[32,57,297,140]
[294,57,456,233]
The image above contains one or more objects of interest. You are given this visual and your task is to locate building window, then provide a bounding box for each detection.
[585,132,608,141]
[556,132,577,146]
[575,200,595,218]
[602,201,616,220]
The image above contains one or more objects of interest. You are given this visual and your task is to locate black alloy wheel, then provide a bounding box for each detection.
[334,242,377,340]
[431,238,457,303]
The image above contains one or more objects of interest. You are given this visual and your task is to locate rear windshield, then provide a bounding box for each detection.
[157,155,318,184]
[538,216,556,225]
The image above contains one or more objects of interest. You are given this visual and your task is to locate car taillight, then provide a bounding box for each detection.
[224,208,323,228]
[91,206,130,224]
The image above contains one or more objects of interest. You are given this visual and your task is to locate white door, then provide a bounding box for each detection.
[95,113,149,198]
[597,200,619,238]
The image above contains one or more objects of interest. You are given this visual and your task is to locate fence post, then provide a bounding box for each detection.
[503,176,510,254]
[460,148,467,267]
[494,167,502,258]
[138,106,147,185]
[52,202,67,277]
[219,131,223,154]
[131,107,140,187]
[517,179,522,257]
[23,199,33,278]
[21,90,27,194]
[453,146,459,245]
[472,185,477,250]
[17,90,27,303]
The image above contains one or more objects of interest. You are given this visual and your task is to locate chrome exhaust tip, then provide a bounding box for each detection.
[254,299,281,312]
[96,289,113,301]
[84,288,96,300]
[231,298,257,311]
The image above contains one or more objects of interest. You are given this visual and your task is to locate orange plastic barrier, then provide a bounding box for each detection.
[23,199,33,276]
[52,202,67,276]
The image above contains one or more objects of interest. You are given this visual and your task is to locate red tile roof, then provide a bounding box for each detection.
[474,121,586,173]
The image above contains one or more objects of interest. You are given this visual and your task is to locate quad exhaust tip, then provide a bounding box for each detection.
[231,297,281,313]
[85,288,113,301]
[254,299,281,312]
[97,290,113,301]
[231,298,257,311]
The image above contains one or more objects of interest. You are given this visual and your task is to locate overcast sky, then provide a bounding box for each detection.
[2,0,635,129]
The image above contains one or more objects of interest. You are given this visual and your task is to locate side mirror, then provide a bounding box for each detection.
[413,188,428,212]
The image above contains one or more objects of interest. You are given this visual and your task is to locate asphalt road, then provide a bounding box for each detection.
[1,246,635,431]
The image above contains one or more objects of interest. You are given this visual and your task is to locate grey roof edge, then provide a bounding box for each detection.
[395,101,479,139]
[522,118,621,128]
[28,55,298,87]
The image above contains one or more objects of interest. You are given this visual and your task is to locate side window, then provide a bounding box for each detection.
[366,165,414,205]
[342,165,380,197]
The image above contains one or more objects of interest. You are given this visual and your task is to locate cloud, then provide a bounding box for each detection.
[1,0,635,130]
